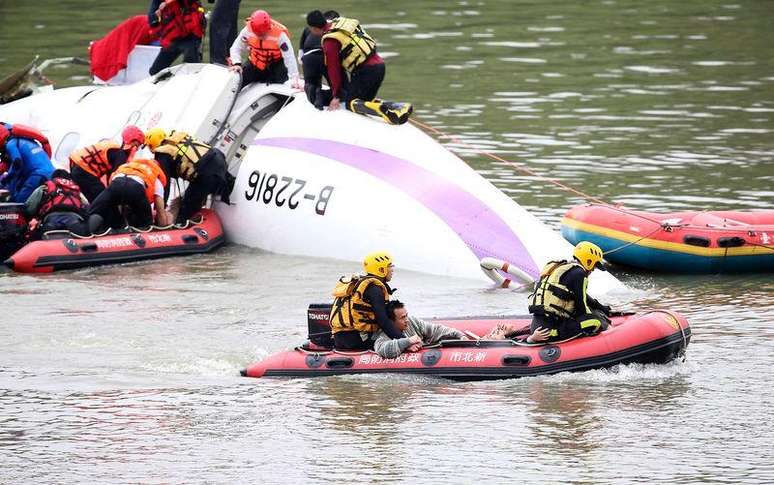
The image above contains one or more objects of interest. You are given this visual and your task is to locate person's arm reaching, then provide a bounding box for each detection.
[228,27,250,71]
[373,331,419,359]
[322,37,343,107]
[24,185,45,217]
[413,317,465,344]
[152,180,172,226]
[277,31,300,85]
[363,284,403,339]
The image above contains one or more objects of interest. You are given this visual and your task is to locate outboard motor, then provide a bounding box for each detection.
[0,202,28,259]
[307,303,334,348]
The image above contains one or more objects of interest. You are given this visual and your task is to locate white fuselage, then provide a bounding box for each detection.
[0,64,625,293]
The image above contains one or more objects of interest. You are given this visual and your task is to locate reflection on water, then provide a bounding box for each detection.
[1,0,773,482]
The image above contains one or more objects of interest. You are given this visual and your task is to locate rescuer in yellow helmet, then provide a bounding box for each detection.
[527,241,613,342]
[328,251,403,350]
[145,127,233,225]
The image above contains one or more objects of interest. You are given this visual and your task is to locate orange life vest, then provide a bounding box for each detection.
[112,159,168,203]
[152,0,206,49]
[247,20,289,70]
[69,141,126,178]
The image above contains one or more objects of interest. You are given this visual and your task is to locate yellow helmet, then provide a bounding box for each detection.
[363,251,394,277]
[145,127,167,151]
[573,241,606,272]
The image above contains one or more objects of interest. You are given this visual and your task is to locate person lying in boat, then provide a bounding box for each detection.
[88,158,172,230]
[527,241,612,342]
[373,300,467,359]
[329,251,403,351]
[68,125,146,203]
[24,169,94,238]
[145,128,232,225]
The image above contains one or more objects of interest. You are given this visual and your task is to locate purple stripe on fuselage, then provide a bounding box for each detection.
[253,137,538,278]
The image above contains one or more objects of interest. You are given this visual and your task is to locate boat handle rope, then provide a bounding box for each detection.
[62,214,203,239]
[601,224,668,256]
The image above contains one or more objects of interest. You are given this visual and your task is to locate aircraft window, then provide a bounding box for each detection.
[55,132,80,164]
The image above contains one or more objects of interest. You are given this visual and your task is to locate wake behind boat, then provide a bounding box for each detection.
[0,63,625,293]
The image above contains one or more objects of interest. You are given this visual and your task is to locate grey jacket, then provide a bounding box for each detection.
[373,316,465,359]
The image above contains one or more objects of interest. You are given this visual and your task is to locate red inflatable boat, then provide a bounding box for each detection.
[4,209,224,273]
[242,307,690,381]
[562,204,774,273]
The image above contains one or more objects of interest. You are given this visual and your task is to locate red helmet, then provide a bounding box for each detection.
[121,125,145,146]
[249,10,272,35]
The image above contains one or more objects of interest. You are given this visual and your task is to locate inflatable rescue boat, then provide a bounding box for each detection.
[241,306,690,380]
[4,209,224,273]
[562,204,774,273]
[0,64,625,292]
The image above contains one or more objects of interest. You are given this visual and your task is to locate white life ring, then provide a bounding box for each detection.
[479,257,534,289]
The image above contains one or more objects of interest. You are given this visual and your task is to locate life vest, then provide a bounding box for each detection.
[152,131,210,180]
[322,17,377,73]
[529,260,583,319]
[0,122,52,158]
[152,0,206,49]
[329,275,390,334]
[246,19,290,70]
[69,141,125,178]
[37,178,85,217]
[112,158,168,203]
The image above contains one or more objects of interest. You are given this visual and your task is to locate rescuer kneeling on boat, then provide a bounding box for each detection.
[298,10,345,110]
[227,10,301,91]
[88,158,172,230]
[69,126,145,203]
[305,10,413,125]
[145,128,231,224]
[374,300,467,358]
[329,251,404,351]
[528,241,612,342]
[24,169,93,238]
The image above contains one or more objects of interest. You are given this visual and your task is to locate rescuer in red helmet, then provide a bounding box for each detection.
[227,10,301,91]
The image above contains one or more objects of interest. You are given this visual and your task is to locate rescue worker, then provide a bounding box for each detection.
[148,0,206,75]
[68,125,145,203]
[88,158,172,230]
[374,300,467,359]
[228,10,301,91]
[0,122,54,203]
[305,10,413,125]
[24,169,92,239]
[298,10,345,110]
[208,0,242,66]
[145,127,231,224]
[329,251,404,351]
[528,241,613,342]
